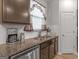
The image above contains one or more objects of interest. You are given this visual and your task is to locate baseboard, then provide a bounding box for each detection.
[57,52,62,55]
[57,52,78,56]
[73,52,78,56]
[62,53,74,55]
[61,53,78,56]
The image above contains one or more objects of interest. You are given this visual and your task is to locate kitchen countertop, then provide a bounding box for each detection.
[0,35,58,57]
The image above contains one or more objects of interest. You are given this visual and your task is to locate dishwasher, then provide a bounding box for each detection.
[10,45,40,59]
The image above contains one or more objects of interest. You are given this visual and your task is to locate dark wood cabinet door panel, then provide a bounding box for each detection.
[3,0,30,24]
[40,37,58,59]
[41,47,49,59]
[50,44,55,59]
[40,41,50,59]
[40,41,50,49]
[54,38,58,55]
[49,39,55,59]
[49,38,58,59]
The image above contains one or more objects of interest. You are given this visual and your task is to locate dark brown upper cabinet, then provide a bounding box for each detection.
[0,0,30,24]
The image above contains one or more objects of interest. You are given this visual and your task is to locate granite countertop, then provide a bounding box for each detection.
[0,35,58,57]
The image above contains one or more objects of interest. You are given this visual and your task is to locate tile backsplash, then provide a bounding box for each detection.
[0,24,46,44]
[0,24,7,44]
[0,24,59,44]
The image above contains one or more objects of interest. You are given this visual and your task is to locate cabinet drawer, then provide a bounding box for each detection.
[40,41,50,49]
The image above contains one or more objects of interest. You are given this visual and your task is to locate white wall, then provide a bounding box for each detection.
[47,0,60,37]
[47,0,61,54]
[47,0,59,25]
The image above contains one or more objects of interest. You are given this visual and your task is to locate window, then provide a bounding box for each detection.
[30,1,46,31]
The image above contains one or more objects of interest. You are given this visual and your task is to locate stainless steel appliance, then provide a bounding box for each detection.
[10,45,40,59]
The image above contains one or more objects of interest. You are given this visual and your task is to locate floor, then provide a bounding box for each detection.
[54,54,78,59]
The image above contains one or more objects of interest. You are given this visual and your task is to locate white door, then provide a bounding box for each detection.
[60,11,77,53]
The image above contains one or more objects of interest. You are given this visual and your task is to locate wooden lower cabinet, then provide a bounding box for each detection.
[50,37,58,59]
[40,37,58,59]
[41,47,49,59]
[49,39,55,59]
[40,41,50,59]
[54,38,58,55]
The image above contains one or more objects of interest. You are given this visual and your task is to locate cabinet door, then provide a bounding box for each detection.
[40,41,51,59]
[54,38,58,55]
[41,47,49,59]
[49,40,55,59]
[3,0,30,24]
